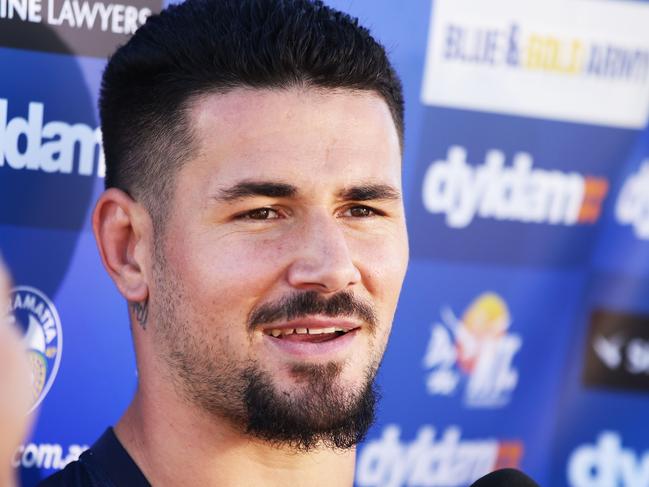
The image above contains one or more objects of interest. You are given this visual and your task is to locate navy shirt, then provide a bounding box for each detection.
[38,428,150,487]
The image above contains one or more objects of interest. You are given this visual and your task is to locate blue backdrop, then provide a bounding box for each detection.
[2,1,649,486]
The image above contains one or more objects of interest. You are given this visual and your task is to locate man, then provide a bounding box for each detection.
[40,0,408,485]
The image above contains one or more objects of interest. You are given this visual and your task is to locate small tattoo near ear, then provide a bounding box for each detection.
[131,300,149,329]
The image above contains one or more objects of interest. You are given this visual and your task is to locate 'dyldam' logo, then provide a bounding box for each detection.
[568,432,649,487]
[0,98,105,178]
[422,146,609,229]
[7,286,63,413]
[616,161,649,240]
[423,293,520,408]
[356,424,523,487]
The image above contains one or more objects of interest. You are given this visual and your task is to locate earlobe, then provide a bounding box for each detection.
[92,188,151,303]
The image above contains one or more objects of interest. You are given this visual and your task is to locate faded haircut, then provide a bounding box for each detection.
[100,0,404,229]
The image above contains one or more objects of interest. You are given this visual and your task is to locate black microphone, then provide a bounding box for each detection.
[469,468,539,486]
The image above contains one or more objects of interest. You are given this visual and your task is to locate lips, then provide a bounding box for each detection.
[260,319,361,358]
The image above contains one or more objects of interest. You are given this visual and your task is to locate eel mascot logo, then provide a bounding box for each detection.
[8,286,63,413]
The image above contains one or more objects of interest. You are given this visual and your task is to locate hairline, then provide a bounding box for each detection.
[148,83,403,240]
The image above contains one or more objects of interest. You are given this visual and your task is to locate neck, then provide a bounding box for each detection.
[114,383,356,487]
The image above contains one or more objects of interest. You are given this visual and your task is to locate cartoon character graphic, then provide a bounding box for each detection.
[423,293,521,407]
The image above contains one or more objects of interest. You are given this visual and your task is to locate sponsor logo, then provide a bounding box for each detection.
[441,23,648,83]
[568,432,649,487]
[422,146,608,229]
[1,0,150,33]
[583,309,649,392]
[356,424,523,487]
[12,442,88,470]
[0,98,105,178]
[7,286,63,412]
[0,0,161,57]
[422,0,649,128]
[616,161,649,240]
[422,292,520,408]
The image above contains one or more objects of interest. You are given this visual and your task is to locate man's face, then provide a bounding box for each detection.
[150,87,408,449]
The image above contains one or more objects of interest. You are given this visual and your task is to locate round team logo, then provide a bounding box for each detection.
[8,286,63,413]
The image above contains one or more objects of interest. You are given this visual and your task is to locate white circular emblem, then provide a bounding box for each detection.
[8,286,63,413]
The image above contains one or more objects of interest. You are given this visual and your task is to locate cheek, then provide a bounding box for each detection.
[171,233,291,307]
[357,234,408,303]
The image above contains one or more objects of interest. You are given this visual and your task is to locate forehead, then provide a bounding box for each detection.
[184,87,402,192]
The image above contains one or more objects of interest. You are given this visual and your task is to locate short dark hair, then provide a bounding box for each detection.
[100,0,404,228]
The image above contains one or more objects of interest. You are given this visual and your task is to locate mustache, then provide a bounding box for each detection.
[247,291,377,331]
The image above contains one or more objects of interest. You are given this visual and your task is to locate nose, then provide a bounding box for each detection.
[286,212,361,293]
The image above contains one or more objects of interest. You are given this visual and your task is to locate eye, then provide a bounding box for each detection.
[344,205,381,218]
[238,207,281,220]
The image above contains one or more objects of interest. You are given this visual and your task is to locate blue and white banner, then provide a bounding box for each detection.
[2,0,649,486]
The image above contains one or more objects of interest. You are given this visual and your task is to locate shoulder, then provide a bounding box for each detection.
[36,428,149,487]
[37,459,96,487]
[38,427,149,487]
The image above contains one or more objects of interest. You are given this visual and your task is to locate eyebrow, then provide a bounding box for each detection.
[338,184,402,201]
[214,181,298,201]
[213,180,401,202]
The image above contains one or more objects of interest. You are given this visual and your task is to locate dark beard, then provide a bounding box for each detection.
[152,246,381,452]
[243,362,379,452]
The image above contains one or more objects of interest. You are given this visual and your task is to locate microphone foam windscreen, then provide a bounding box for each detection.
[469,468,540,487]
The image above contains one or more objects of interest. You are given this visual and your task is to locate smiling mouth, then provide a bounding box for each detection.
[263,327,357,343]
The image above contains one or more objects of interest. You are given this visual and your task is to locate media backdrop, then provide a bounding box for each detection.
[2,1,649,486]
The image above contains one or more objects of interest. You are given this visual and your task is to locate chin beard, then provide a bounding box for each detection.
[243,361,379,452]
[152,250,381,452]
[161,322,381,452]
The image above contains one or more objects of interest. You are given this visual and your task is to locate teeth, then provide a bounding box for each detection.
[269,328,296,337]
[308,327,336,335]
[266,327,347,337]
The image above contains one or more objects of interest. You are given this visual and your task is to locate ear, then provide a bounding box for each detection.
[92,188,152,303]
